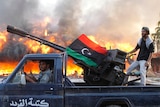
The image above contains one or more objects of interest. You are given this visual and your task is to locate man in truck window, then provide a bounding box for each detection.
[26,60,52,83]
[123,27,154,86]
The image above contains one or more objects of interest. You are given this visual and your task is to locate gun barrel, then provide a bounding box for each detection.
[7,25,28,37]
[7,25,66,52]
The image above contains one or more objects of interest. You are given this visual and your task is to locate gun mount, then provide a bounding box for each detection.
[7,25,127,86]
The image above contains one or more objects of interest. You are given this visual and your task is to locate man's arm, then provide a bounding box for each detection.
[128,48,138,54]
[39,74,50,83]
[145,43,154,67]
[145,43,154,66]
[25,74,37,83]
[127,44,139,55]
[147,52,153,61]
[145,53,153,67]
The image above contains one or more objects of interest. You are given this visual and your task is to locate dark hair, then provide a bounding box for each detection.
[39,60,54,69]
[39,60,51,64]
[142,27,150,34]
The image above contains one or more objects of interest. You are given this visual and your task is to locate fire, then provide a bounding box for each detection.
[87,35,134,71]
[23,59,84,76]
[24,61,39,74]
[0,31,8,51]
[0,58,83,76]
[0,31,7,42]
[104,42,133,52]
[104,42,115,50]
[0,61,40,75]
[88,35,134,52]
[0,17,135,77]
[88,35,99,44]
[117,43,134,52]
[67,58,83,77]
[23,39,54,54]
[0,62,18,75]
[44,29,48,36]
[43,17,51,27]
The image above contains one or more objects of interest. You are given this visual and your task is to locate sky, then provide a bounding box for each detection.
[0,0,160,61]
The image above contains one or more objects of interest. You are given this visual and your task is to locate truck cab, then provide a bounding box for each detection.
[1,53,66,107]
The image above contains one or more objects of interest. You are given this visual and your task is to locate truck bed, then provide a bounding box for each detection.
[64,77,160,107]
[64,85,160,107]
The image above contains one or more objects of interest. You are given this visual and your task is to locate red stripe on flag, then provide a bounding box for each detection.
[78,34,107,55]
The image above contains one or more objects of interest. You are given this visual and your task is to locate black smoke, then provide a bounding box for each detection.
[0,0,160,61]
[0,0,39,61]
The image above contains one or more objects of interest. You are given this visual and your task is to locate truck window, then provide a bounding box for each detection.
[10,59,54,84]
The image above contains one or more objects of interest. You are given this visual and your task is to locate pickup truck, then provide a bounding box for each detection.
[0,52,160,107]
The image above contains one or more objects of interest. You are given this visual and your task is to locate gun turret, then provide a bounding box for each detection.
[7,25,127,86]
[7,25,66,52]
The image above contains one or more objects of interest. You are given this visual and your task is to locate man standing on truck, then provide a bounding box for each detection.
[26,60,52,83]
[123,27,154,86]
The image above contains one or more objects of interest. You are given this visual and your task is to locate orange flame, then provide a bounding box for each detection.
[88,35,133,52]
[0,17,135,77]
[24,61,39,74]
[44,29,48,36]
[67,58,83,77]
[0,31,8,51]
[0,62,18,75]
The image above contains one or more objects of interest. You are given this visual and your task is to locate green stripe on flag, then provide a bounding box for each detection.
[66,47,98,67]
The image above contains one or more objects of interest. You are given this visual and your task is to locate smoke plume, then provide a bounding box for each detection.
[79,0,160,45]
[0,0,160,61]
[0,0,40,61]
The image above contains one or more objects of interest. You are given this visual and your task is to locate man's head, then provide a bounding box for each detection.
[141,27,150,38]
[39,60,50,72]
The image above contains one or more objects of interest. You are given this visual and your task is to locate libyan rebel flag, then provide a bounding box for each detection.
[66,34,107,67]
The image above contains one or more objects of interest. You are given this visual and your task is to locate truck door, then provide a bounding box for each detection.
[4,59,64,107]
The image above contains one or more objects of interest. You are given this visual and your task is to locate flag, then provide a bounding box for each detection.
[66,34,107,67]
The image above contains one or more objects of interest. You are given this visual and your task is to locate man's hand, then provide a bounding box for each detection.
[28,71,34,78]
[127,52,130,56]
[145,53,153,67]
[25,74,37,83]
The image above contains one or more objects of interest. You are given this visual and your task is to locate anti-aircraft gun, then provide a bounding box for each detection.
[7,25,127,86]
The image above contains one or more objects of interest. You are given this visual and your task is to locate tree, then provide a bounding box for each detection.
[151,20,160,52]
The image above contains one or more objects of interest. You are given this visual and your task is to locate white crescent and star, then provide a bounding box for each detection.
[81,48,92,55]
